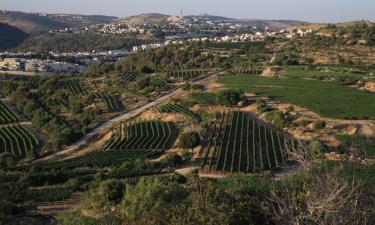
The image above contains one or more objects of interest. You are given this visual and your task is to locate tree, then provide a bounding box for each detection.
[216,89,243,106]
[99,180,125,204]
[178,132,201,149]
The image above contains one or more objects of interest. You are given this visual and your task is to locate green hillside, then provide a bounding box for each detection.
[0,23,28,50]
[0,10,116,32]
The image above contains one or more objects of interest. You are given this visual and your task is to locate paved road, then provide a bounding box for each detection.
[33,73,218,163]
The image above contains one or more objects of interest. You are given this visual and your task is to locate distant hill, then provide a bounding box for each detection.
[116,13,170,25]
[117,13,304,30]
[0,23,28,50]
[0,10,117,32]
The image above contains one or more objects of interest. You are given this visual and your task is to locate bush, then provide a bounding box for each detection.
[265,111,286,129]
[0,153,14,168]
[313,120,326,129]
[178,132,201,149]
[161,153,183,168]
[180,149,193,161]
[99,180,125,204]
[216,89,243,106]
[308,140,324,160]
[256,99,272,113]
[182,83,192,91]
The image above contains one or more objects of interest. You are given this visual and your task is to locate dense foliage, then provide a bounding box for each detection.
[17,33,146,52]
[0,23,28,50]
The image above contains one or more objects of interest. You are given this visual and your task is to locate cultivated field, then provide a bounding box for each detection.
[201,111,294,173]
[218,75,375,119]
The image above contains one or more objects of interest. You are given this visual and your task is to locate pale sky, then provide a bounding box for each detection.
[1,0,374,23]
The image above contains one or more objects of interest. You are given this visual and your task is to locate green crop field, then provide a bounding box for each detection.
[57,78,89,95]
[95,93,125,112]
[0,100,18,125]
[285,68,370,79]
[104,120,178,151]
[167,70,205,81]
[188,93,217,104]
[218,75,375,119]
[156,103,200,123]
[201,111,294,173]
[0,125,40,159]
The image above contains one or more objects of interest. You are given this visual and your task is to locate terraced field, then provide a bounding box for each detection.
[167,70,205,81]
[0,124,40,159]
[188,93,217,104]
[201,111,295,173]
[122,72,137,82]
[95,93,125,112]
[0,100,18,125]
[57,78,89,95]
[150,77,167,87]
[156,103,200,123]
[203,41,265,50]
[104,120,178,151]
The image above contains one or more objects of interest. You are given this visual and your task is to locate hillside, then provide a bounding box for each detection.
[0,10,117,32]
[115,13,170,25]
[0,22,28,50]
[234,19,304,30]
[271,21,375,65]
[117,13,304,29]
[16,33,146,53]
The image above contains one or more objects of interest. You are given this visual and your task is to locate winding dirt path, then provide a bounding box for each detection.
[32,73,219,163]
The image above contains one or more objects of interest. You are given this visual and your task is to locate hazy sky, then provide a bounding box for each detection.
[1,0,374,23]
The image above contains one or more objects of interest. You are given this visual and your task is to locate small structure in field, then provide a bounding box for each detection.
[364,82,375,92]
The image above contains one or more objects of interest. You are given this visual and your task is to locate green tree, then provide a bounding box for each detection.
[178,132,201,149]
[216,89,243,106]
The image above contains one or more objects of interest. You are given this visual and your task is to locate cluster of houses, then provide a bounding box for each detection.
[0,58,85,74]
[132,43,165,52]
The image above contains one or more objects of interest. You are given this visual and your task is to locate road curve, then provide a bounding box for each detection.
[33,87,184,163]
[32,73,219,163]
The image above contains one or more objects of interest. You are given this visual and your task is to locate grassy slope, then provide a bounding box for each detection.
[218,75,375,119]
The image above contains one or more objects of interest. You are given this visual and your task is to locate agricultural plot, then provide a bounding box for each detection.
[156,103,200,123]
[285,68,368,80]
[231,67,263,75]
[95,93,125,112]
[0,125,40,159]
[122,72,137,83]
[0,100,18,125]
[218,75,375,119]
[167,70,205,81]
[57,78,89,95]
[150,77,168,87]
[203,41,265,50]
[201,111,293,173]
[124,87,145,97]
[104,120,178,151]
[34,120,178,170]
[188,93,217,105]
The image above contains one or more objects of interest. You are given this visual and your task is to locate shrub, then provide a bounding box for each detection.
[178,132,201,149]
[308,140,324,160]
[265,111,286,129]
[180,149,193,161]
[216,89,243,106]
[161,153,183,168]
[99,180,125,204]
[313,120,326,129]
[256,99,272,113]
[182,83,191,91]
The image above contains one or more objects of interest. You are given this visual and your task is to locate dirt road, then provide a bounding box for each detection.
[33,73,219,163]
